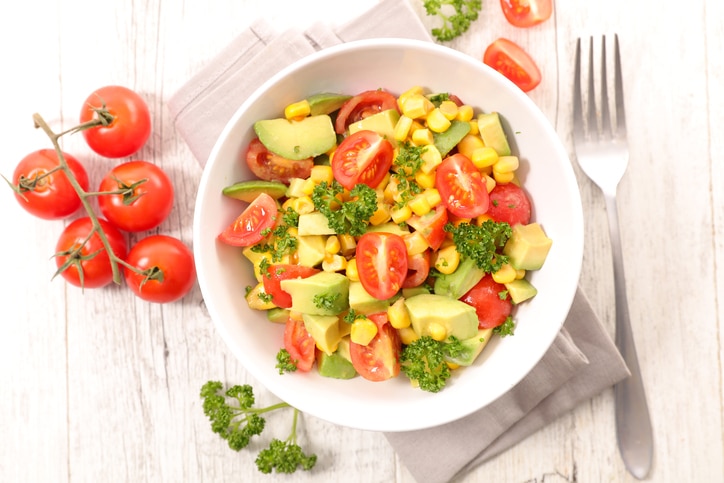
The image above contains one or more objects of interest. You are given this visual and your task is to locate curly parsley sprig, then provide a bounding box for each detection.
[311,180,377,236]
[445,220,512,273]
[423,0,483,42]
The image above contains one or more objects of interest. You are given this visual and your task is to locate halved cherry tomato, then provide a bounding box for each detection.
[284,314,316,372]
[262,264,320,308]
[334,89,399,134]
[500,0,552,28]
[487,183,532,226]
[349,313,401,382]
[356,232,408,300]
[460,275,513,329]
[218,193,278,247]
[406,205,448,250]
[245,138,313,184]
[436,154,489,218]
[483,38,542,93]
[331,130,394,190]
[403,250,431,289]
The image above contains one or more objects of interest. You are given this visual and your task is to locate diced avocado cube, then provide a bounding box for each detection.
[316,350,357,379]
[242,246,288,282]
[502,223,553,271]
[307,92,352,116]
[280,271,349,315]
[365,222,410,237]
[444,328,494,366]
[349,109,400,145]
[254,115,336,161]
[433,257,485,300]
[433,120,471,157]
[404,293,478,340]
[478,112,511,156]
[297,235,326,267]
[302,313,341,355]
[348,281,391,315]
[298,212,336,236]
[401,286,430,299]
[221,180,288,202]
[504,278,538,304]
[266,307,290,324]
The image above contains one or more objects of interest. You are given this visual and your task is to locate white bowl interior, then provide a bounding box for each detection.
[193,38,583,432]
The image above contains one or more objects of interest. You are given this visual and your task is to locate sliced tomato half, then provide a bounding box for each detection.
[436,154,489,219]
[487,183,532,226]
[331,130,394,190]
[262,264,320,308]
[500,0,552,28]
[349,313,401,382]
[283,315,316,372]
[217,192,278,247]
[402,250,431,289]
[460,275,513,329]
[245,138,313,184]
[483,38,542,93]
[334,89,399,134]
[356,232,408,300]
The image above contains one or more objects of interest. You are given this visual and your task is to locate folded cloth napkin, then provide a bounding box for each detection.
[169,1,630,481]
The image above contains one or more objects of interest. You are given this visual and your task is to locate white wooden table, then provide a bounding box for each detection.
[1,1,722,482]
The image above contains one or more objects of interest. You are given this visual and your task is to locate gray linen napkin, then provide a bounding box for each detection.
[169,1,630,481]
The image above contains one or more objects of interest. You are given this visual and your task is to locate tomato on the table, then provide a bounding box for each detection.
[436,153,489,218]
[334,89,399,134]
[460,275,513,329]
[55,217,127,289]
[284,315,316,372]
[79,85,151,158]
[262,264,320,309]
[331,130,394,190]
[356,232,408,300]
[98,160,174,232]
[487,183,532,226]
[245,138,313,184]
[483,38,542,93]
[349,313,401,382]
[500,0,552,28]
[218,193,278,247]
[12,149,89,220]
[402,250,431,289]
[406,205,448,250]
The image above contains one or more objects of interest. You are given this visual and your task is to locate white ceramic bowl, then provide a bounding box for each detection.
[193,38,583,432]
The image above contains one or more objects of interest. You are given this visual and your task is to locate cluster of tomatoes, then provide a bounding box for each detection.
[11,85,195,304]
[483,0,553,92]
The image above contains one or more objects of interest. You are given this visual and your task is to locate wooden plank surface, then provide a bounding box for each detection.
[0,1,722,482]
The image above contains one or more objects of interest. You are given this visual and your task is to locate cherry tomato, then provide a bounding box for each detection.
[123,235,196,303]
[350,313,401,382]
[97,160,174,232]
[283,314,316,372]
[79,85,151,158]
[55,217,127,289]
[402,250,431,289]
[483,38,542,93]
[331,130,394,190]
[460,275,513,329]
[487,183,532,226]
[218,193,278,247]
[334,89,399,134]
[500,0,552,28]
[436,154,489,218]
[355,232,408,300]
[245,138,313,184]
[406,205,449,250]
[262,264,320,309]
[12,149,89,220]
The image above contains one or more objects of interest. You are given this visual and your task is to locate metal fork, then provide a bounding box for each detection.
[572,35,653,479]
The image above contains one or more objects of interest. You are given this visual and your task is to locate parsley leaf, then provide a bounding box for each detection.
[423,0,482,42]
[445,220,512,273]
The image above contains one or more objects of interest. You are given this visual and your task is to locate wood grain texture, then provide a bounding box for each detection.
[0,1,722,482]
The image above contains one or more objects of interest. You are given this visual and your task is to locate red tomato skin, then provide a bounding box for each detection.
[55,217,127,289]
[436,154,489,218]
[12,149,89,220]
[486,183,532,226]
[262,264,320,309]
[483,38,542,93]
[123,235,196,303]
[98,160,174,232]
[334,90,399,134]
[460,275,513,329]
[402,250,431,289]
[500,0,552,28]
[284,315,316,372]
[350,313,401,382]
[79,86,151,158]
[356,232,408,300]
[245,138,313,184]
[331,130,394,190]
[218,193,278,247]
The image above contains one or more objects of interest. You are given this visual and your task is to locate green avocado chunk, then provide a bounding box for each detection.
[433,120,471,157]
[502,223,553,271]
[254,114,336,161]
[280,271,350,316]
[504,278,538,304]
[349,109,400,145]
[348,281,391,315]
[478,112,511,156]
[221,180,288,202]
[444,328,494,366]
[433,257,486,300]
[307,92,353,116]
[316,350,357,379]
[404,293,478,340]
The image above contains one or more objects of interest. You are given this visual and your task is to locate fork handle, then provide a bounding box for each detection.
[605,193,654,479]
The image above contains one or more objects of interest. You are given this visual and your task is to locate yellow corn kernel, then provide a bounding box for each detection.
[325,235,341,254]
[457,133,485,159]
[346,258,360,281]
[403,231,430,256]
[398,326,420,345]
[286,226,299,238]
[468,119,479,135]
[415,169,436,189]
[323,253,347,272]
[281,197,295,212]
[301,177,316,196]
[492,263,517,284]
[420,144,442,173]
[391,204,412,224]
[310,165,334,185]
[290,196,315,215]
[410,120,426,134]
[493,168,515,184]
[411,128,434,145]
[434,244,460,275]
[446,361,461,370]
[426,108,452,133]
[471,146,499,169]
[484,174,496,193]
[397,86,425,110]
[439,100,459,120]
[375,171,392,191]
[408,194,432,217]
[387,298,411,329]
[515,268,527,280]
[423,188,441,208]
[456,104,474,122]
[475,213,493,225]
[401,94,435,119]
[394,115,414,142]
[369,202,392,225]
[286,178,308,198]
[350,317,378,346]
[494,155,519,174]
[338,234,356,256]
[284,99,311,120]
[429,322,447,342]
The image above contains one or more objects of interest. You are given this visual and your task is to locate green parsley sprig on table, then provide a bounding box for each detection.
[423,0,483,42]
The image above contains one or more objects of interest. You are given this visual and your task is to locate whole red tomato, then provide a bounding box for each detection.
[123,235,196,303]
[79,85,151,158]
[55,217,127,289]
[12,149,89,220]
[98,160,174,232]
